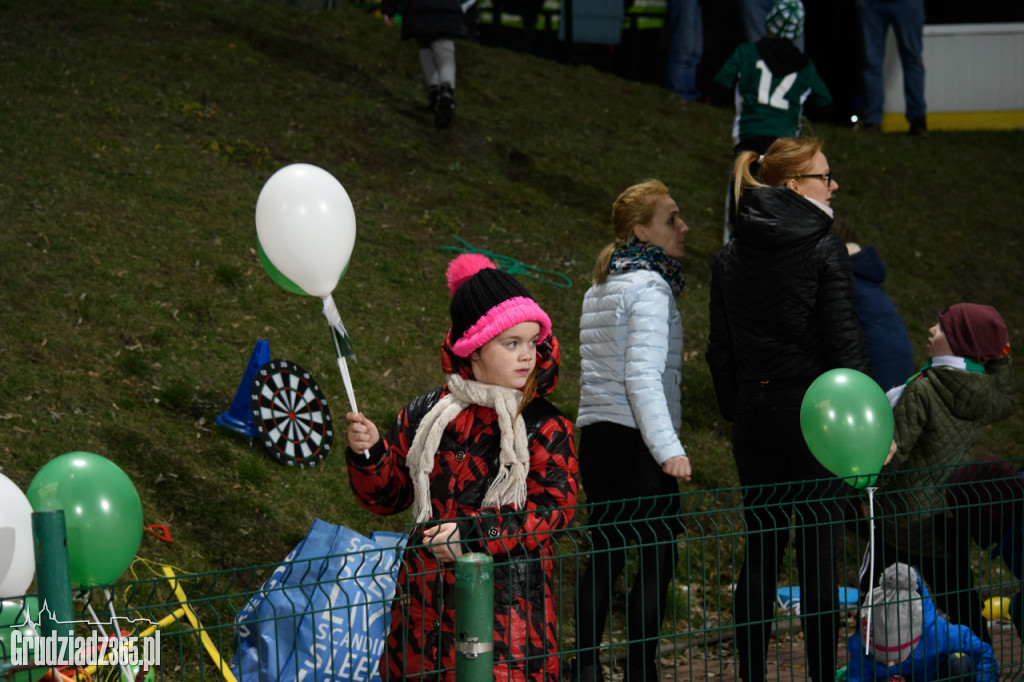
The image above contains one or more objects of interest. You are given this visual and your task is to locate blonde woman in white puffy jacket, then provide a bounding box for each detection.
[574,179,693,682]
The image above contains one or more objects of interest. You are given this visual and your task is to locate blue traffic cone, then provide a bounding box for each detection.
[216,339,270,438]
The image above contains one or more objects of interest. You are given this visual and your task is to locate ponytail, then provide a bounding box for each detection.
[592,243,617,285]
[732,150,764,203]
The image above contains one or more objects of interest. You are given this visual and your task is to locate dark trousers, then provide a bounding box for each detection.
[575,423,681,681]
[1012,590,1023,642]
[732,384,848,682]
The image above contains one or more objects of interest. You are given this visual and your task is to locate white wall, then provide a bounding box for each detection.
[883,22,1024,127]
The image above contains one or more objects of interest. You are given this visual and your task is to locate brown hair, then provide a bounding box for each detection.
[592,180,670,285]
[830,216,859,244]
[732,137,823,202]
[514,367,538,422]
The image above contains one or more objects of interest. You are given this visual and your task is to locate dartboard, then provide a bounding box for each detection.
[249,359,333,468]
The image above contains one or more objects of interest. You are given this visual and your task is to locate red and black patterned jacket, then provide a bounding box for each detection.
[346,331,578,681]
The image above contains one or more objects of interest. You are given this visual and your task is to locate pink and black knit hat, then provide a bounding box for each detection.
[446,253,551,358]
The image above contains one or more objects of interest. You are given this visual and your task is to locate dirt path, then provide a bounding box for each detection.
[591,619,1023,681]
[662,622,1022,681]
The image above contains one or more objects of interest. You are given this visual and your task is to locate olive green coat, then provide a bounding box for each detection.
[876,357,1013,556]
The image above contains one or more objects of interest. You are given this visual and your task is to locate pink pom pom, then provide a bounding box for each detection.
[446,253,496,297]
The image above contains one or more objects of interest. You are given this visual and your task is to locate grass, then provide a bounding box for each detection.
[1,0,1023,578]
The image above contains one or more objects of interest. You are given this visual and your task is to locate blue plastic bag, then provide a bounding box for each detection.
[232,519,405,682]
[776,586,860,615]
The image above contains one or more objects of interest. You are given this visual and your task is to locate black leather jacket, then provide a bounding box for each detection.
[706,186,872,421]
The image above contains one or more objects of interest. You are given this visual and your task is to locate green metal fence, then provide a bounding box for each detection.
[3,458,1022,681]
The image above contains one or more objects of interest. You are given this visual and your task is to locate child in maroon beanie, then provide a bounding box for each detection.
[863,303,1014,645]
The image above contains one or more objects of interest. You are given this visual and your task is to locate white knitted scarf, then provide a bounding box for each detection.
[406,374,530,523]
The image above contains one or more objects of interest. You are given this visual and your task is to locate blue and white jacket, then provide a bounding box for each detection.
[577,270,685,464]
[847,571,998,682]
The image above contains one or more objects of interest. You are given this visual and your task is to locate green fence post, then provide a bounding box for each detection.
[454,552,493,681]
[32,510,76,644]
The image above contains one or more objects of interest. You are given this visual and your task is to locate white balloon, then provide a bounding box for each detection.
[255,164,357,298]
[0,473,35,598]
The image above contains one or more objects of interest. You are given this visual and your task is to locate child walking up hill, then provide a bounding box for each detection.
[381,0,468,128]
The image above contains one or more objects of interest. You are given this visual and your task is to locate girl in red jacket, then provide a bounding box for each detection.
[346,253,579,681]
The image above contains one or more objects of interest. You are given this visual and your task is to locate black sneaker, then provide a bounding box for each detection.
[435,84,454,129]
[909,116,928,136]
[860,121,882,133]
[427,86,439,113]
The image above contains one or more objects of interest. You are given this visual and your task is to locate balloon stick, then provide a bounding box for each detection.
[335,352,358,414]
[83,589,136,682]
[323,295,358,410]
[322,295,370,459]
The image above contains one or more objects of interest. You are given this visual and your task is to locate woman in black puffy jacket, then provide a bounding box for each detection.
[705,137,872,682]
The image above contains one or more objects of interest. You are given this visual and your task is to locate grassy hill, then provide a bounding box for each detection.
[1,0,1022,575]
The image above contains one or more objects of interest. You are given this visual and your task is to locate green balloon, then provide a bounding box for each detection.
[0,596,46,682]
[27,452,144,588]
[257,239,308,295]
[800,369,895,488]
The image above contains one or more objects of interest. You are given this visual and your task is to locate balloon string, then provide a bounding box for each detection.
[129,556,190,580]
[858,486,879,654]
[322,295,346,340]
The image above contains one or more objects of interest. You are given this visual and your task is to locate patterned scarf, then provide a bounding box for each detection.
[607,236,686,297]
[885,355,986,407]
[405,374,530,523]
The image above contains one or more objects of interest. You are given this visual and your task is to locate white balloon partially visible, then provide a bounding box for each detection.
[0,473,35,598]
[255,164,356,298]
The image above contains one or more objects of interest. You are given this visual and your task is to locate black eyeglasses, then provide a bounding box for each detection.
[792,171,833,186]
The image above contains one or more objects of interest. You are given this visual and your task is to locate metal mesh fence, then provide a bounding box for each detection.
[3,458,1022,681]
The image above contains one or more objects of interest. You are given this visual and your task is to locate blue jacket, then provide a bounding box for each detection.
[848,245,915,392]
[847,572,998,682]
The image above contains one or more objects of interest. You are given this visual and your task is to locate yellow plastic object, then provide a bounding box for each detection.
[983,596,1012,621]
[162,567,239,682]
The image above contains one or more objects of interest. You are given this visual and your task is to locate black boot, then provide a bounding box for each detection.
[575,662,605,682]
[434,83,454,129]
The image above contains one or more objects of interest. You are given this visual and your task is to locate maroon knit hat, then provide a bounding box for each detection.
[938,303,1010,363]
